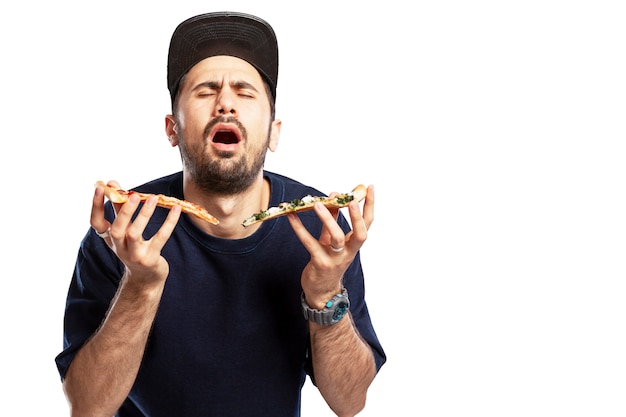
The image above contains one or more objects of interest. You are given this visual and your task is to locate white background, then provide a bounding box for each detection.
[1,1,625,416]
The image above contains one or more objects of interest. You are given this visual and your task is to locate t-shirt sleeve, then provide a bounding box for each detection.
[55,228,124,380]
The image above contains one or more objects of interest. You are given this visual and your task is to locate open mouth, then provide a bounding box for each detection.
[212,131,240,144]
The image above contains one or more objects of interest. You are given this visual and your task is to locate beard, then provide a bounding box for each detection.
[178,116,270,195]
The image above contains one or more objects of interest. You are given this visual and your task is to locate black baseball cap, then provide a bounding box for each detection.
[167,11,279,107]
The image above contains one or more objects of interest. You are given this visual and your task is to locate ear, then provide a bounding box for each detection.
[165,114,179,146]
[268,119,281,152]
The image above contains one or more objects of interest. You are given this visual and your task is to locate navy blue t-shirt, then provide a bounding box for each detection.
[56,171,385,417]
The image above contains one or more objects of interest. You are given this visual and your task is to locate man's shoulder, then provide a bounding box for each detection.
[131,172,183,197]
[264,171,324,200]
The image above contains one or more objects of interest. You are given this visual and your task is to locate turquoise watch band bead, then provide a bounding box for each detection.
[301,287,350,326]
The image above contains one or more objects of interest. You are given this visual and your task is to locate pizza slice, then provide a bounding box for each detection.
[95,181,219,224]
[242,184,367,228]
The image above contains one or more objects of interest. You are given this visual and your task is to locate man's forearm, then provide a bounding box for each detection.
[310,314,377,417]
[63,275,165,417]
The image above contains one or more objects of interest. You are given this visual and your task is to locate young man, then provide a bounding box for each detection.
[56,11,385,417]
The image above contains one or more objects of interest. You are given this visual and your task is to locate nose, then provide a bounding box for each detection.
[215,90,237,116]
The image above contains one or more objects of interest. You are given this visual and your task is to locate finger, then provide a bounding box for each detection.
[317,213,334,247]
[362,184,375,230]
[151,204,182,249]
[102,180,124,214]
[346,198,370,251]
[109,193,141,240]
[345,185,375,250]
[90,185,111,236]
[326,192,341,220]
[315,192,340,246]
[286,212,321,254]
[313,202,347,251]
[125,195,159,242]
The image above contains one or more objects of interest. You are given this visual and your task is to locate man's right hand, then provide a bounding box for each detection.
[90,181,182,285]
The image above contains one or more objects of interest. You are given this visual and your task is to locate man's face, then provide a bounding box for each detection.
[171,55,279,194]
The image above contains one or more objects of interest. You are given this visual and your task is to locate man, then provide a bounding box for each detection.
[56,11,385,417]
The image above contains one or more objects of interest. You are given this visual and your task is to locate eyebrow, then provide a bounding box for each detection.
[192,80,260,93]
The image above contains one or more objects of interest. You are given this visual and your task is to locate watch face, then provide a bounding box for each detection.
[332,301,349,321]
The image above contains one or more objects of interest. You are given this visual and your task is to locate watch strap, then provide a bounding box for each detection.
[301,287,350,326]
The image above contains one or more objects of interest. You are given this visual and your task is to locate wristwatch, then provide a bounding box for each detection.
[301,287,350,326]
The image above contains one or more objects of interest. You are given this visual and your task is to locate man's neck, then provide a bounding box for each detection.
[181,172,270,239]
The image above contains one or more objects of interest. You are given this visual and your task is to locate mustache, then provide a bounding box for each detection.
[203,116,247,140]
